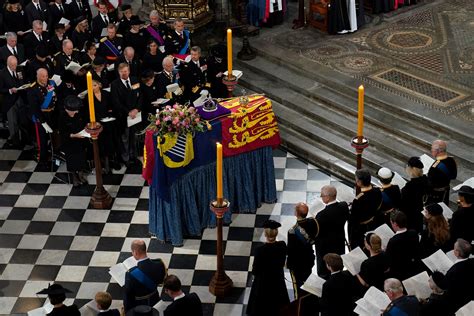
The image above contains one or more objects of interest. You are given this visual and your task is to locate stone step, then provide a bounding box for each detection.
[234,39,474,160]
[234,51,474,172]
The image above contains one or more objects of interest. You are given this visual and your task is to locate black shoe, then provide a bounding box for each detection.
[78,171,88,184]
[72,173,81,187]
[111,161,122,170]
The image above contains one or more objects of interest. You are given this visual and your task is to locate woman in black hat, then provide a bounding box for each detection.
[36,283,80,316]
[419,271,452,316]
[247,219,289,315]
[420,204,452,258]
[206,44,228,98]
[400,157,429,233]
[141,39,165,73]
[124,18,148,59]
[450,185,474,243]
[91,56,110,89]
[71,17,92,53]
[58,95,89,186]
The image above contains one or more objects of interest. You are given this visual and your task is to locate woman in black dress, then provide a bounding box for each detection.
[420,204,452,258]
[142,39,165,73]
[357,233,389,292]
[79,41,97,65]
[90,79,120,172]
[71,18,92,53]
[247,220,289,316]
[140,69,161,121]
[37,284,80,316]
[400,157,429,233]
[59,96,88,187]
[3,0,28,39]
[91,56,110,89]
[377,167,402,226]
[124,18,147,59]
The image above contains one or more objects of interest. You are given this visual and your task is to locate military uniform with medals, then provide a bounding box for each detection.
[26,79,58,163]
[53,49,81,76]
[164,30,191,56]
[98,34,124,63]
[155,69,181,105]
[179,57,209,102]
[427,155,457,204]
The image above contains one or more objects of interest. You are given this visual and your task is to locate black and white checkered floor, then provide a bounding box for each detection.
[0,139,354,315]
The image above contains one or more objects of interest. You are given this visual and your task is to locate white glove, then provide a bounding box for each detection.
[174,87,183,96]
[184,55,192,63]
[159,46,165,53]
[41,122,53,133]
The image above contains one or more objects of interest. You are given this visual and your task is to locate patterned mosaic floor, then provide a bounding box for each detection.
[0,137,353,315]
[259,0,474,122]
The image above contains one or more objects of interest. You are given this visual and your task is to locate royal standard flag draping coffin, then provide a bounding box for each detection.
[147,120,222,200]
[220,95,280,157]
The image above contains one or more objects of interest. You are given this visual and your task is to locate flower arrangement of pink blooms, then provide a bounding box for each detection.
[147,104,205,137]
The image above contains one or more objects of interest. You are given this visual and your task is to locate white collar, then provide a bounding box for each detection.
[395,228,407,235]
[325,200,337,206]
[7,66,15,75]
[56,3,63,8]
[174,293,185,301]
[121,78,130,85]
[34,31,42,39]
[137,257,148,263]
[175,30,182,36]
[7,44,15,52]
[455,258,468,263]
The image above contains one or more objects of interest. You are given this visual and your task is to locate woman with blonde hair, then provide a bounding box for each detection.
[420,204,452,257]
[3,0,28,36]
[247,220,289,315]
[357,233,389,291]
[400,157,429,233]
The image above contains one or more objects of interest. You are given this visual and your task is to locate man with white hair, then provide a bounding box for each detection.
[156,56,180,103]
[0,56,26,149]
[146,10,169,47]
[54,39,80,76]
[383,278,419,316]
[427,139,457,204]
[0,32,26,66]
[24,20,50,59]
[115,46,140,78]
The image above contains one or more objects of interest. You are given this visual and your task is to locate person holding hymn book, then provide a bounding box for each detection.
[382,278,419,316]
[320,253,359,316]
[36,283,80,316]
[95,291,120,316]
[357,233,389,291]
[419,271,453,316]
[385,210,421,281]
[400,156,428,233]
[246,220,289,315]
[420,203,452,258]
[162,275,203,316]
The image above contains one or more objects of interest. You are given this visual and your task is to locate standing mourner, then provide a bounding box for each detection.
[247,220,289,315]
[287,202,319,299]
[426,140,457,204]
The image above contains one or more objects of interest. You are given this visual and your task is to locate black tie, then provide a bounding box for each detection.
[126,80,131,90]
[36,3,41,12]
[78,1,83,10]
[39,35,43,42]
[13,48,17,56]
[59,4,64,13]
[104,15,109,25]
[12,71,17,80]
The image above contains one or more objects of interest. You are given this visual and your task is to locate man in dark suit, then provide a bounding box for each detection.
[110,63,142,166]
[0,33,26,69]
[114,46,140,79]
[124,240,166,311]
[427,139,458,204]
[320,253,359,316]
[0,55,26,148]
[23,20,51,60]
[386,210,420,281]
[179,46,209,103]
[163,275,203,316]
[50,0,72,33]
[24,0,51,30]
[92,1,115,41]
[383,278,419,316]
[287,202,319,299]
[445,239,474,313]
[349,168,383,249]
[450,186,474,243]
[315,185,350,279]
[69,0,92,27]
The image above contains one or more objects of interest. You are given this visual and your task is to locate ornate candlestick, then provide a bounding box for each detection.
[209,199,233,297]
[85,122,112,209]
[351,136,369,194]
